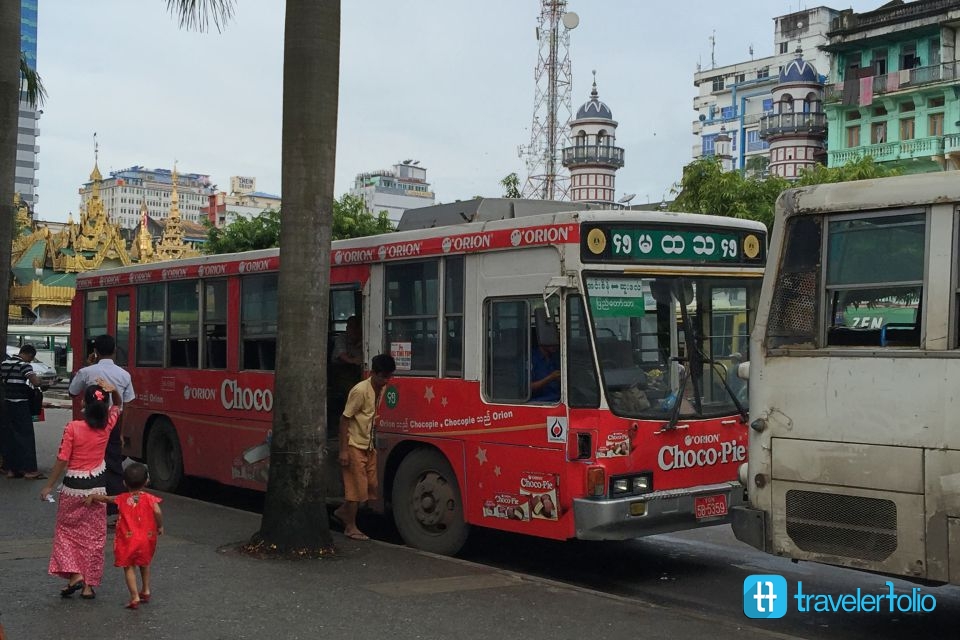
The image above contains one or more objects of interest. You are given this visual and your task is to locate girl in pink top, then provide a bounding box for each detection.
[40,379,121,600]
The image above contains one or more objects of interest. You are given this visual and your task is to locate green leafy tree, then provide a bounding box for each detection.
[500,172,521,198]
[170,0,339,554]
[332,193,394,239]
[202,209,282,254]
[203,196,393,254]
[670,156,900,230]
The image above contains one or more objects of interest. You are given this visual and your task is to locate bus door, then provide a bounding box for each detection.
[328,286,363,429]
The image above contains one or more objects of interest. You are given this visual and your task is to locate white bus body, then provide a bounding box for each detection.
[733,171,960,585]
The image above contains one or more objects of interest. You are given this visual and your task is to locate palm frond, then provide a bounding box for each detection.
[166,0,236,33]
[19,51,47,108]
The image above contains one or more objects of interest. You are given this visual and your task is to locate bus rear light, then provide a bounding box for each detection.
[750,417,767,433]
[587,467,605,497]
[575,432,592,459]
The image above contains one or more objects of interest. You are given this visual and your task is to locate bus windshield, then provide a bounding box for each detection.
[584,275,759,420]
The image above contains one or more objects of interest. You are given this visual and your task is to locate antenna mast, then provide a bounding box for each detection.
[520,0,577,200]
[710,30,716,69]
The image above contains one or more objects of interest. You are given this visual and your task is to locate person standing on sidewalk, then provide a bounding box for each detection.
[1,345,45,479]
[68,335,135,521]
[333,353,395,541]
[86,462,164,610]
[40,380,122,600]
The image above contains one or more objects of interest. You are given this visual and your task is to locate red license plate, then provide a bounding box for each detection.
[694,494,728,519]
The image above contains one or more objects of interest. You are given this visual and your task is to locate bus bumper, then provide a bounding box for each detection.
[730,505,769,552]
[572,481,746,540]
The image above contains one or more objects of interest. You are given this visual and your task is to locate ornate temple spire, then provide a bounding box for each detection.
[135,199,155,263]
[90,134,103,199]
[154,161,199,261]
[169,162,181,220]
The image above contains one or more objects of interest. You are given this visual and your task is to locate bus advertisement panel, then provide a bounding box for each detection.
[74,208,765,555]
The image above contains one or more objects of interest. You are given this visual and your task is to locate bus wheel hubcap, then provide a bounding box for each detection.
[412,471,454,530]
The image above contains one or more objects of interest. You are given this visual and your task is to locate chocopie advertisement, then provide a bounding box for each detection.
[520,472,559,521]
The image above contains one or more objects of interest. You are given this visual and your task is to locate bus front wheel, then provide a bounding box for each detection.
[392,448,470,556]
[146,419,184,492]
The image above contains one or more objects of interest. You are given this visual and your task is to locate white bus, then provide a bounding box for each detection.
[6,324,72,377]
[733,171,960,585]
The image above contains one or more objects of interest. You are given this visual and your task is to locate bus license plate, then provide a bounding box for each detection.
[694,494,728,519]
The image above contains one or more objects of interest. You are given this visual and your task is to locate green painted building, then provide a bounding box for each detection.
[823,0,960,173]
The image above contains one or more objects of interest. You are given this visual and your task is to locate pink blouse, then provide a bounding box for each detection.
[56,406,121,471]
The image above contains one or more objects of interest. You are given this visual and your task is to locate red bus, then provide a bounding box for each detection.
[73,206,766,555]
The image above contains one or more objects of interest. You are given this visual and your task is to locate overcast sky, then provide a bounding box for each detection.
[34,0,881,221]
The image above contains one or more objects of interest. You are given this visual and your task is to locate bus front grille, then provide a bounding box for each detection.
[785,490,898,562]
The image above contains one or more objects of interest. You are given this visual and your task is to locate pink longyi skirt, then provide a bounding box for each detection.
[48,493,107,586]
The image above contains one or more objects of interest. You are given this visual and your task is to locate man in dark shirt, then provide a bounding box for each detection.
[1,345,44,479]
[530,343,561,403]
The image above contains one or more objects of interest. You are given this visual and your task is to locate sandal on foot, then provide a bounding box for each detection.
[61,580,85,597]
[125,600,140,609]
[23,472,47,480]
[138,592,151,603]
[80,588,96,599]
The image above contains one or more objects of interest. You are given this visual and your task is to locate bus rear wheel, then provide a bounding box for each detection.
[392,448,470,556]
[146,419,184,492]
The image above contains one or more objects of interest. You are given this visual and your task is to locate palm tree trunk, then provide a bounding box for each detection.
[257,0,339,551]
[0,2,22,349]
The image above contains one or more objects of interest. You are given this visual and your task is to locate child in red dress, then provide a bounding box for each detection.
[86,462,163,609]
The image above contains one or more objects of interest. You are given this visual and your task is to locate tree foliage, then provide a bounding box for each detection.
[500,172,521,198]
[202,209,281,254]
[669,156,901,230]
[332,193,394,239]
[19,51,46,108]
[203,195,394,255]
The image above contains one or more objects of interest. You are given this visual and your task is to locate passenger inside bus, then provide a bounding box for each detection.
[329,315,363,426]
[530,308,560,403]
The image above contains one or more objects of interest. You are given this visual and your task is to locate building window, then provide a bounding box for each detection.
[872,48,887,76]
[757,67,770,80]
[900,118,915,141]
[846,125,861,148]
[779,42,789,54]
[871,122,886,144]
[711,76,724,92]
[901,42,919,69]
[735,73,745,84]
[929,112,944,137]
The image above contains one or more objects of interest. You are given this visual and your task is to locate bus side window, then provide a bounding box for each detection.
[485,299,529,403]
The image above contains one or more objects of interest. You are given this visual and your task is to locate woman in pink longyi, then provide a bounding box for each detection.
[40,379,122,600]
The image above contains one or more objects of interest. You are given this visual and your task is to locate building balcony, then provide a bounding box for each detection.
[945,133,960,155]
[561,145,625,168]
[828,136,945,166]
[759,112,827,139]
[824,62,958,103]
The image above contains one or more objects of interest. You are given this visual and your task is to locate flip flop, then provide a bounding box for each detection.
[61,580,85,597]
[23,472,47,480]
[344,531,370,541]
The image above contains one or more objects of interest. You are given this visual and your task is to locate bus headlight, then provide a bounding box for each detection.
[610,473,653,497]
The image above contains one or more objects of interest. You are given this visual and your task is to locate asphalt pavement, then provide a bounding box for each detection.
[0,408,795,640]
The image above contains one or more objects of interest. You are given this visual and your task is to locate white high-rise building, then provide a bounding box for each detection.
[349,160,435,225]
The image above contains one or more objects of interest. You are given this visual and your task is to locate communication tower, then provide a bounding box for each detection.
[519,1,578,200]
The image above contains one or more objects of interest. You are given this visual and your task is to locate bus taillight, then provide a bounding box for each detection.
[587,467,605,497]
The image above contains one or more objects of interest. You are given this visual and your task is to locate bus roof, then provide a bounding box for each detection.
[778,171,960,219]
[76,207,766,290]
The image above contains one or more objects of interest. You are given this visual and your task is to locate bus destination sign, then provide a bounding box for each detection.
[581,225,764,265]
